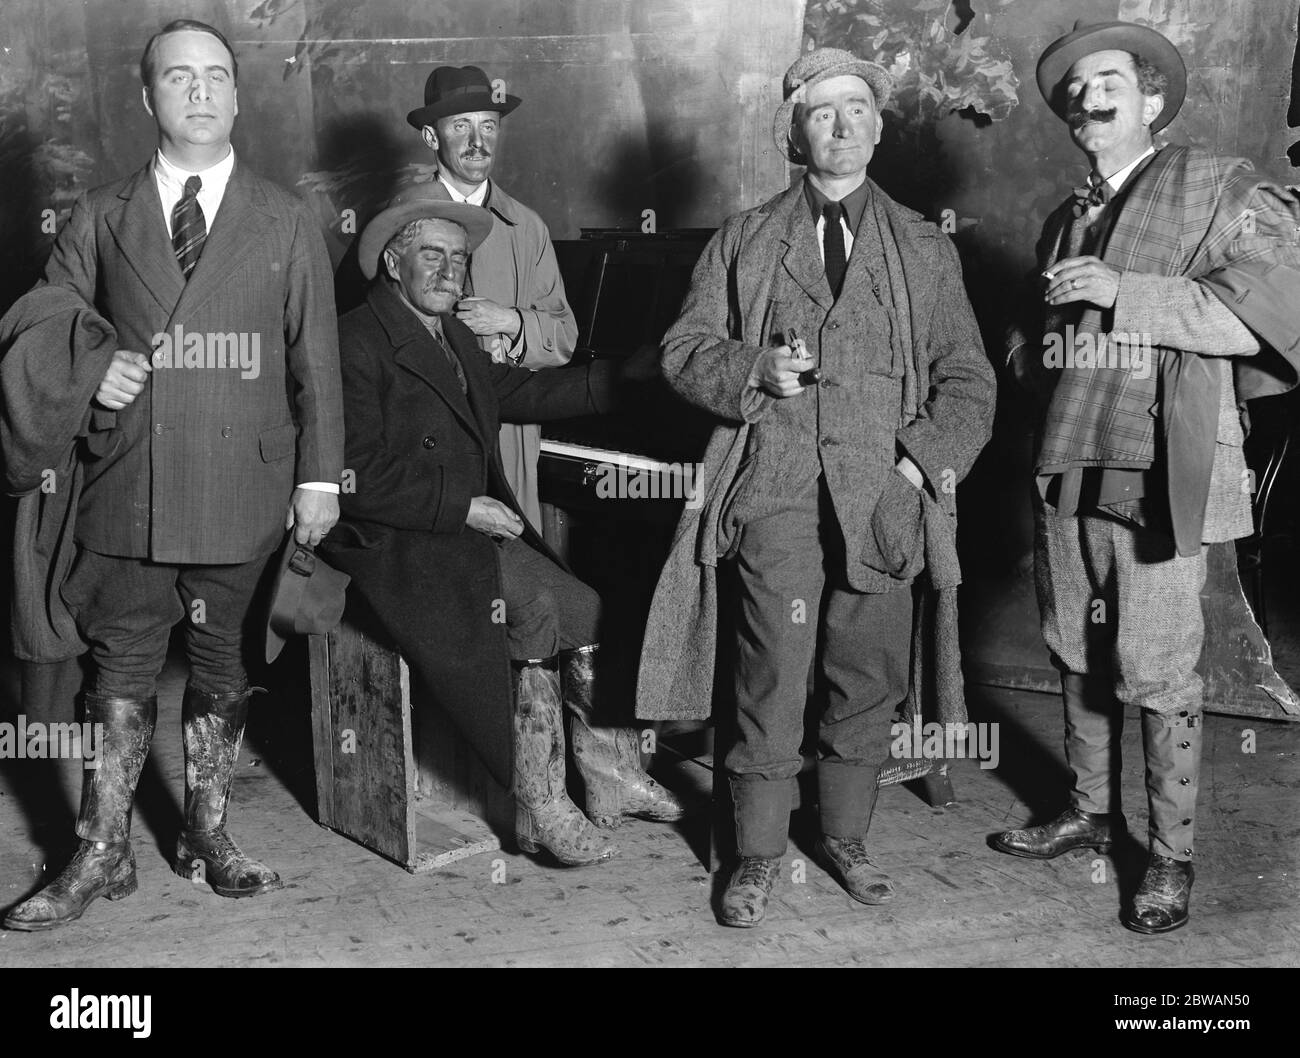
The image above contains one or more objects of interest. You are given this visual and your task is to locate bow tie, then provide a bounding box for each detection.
[1071,174,1113,217]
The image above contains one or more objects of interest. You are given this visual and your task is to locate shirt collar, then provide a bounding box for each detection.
[154,145,235,193]
[438,173,489,207]
[1100,146,1156,194]
[803,175,871,233]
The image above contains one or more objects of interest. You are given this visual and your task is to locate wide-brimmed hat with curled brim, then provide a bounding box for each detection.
[1037,20,1186,133]
[772,47,893,163]
[357,180,494,280]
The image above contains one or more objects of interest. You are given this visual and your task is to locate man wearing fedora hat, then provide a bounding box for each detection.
[405,64,578,534]
[638,47,994,926]
[999,20,1300,934]
[320,183,683,867]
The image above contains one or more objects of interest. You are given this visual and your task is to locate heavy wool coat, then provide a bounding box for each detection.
[320,282,614,787]
[26,158,344,564]
[636,179,996,723]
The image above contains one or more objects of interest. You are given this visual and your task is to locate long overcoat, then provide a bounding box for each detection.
[636,180,997,724]
[322,282,613,786]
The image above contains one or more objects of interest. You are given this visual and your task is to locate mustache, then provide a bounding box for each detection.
[424,280,463,298]
[461,147,491,159]
[1069,107,1117,129]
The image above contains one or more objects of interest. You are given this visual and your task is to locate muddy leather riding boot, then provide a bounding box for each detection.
[3,693,155,931]
[994,673,1126,857]
[1124,708,1201,934]
[562,645,685,828]
[514,659,618,866]
[174,685,282,898]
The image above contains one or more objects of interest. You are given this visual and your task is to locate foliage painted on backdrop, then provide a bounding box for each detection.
[803,0,1021,128]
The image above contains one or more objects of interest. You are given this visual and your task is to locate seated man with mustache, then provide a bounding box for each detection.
[321,184,684,868]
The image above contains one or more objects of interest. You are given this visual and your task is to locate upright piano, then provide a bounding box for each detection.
[540,228,715,544]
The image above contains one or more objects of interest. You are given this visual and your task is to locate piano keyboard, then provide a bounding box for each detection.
[539,439,681,475]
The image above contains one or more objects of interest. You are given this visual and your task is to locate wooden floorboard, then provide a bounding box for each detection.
[1,659,1297,967]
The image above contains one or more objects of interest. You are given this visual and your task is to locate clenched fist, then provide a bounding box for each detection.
[95,350,152,410]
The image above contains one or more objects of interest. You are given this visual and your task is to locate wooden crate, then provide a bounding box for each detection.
[308,615,514,873]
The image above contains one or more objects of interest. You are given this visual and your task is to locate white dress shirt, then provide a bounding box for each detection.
[437,174,489,206]
[153,146,235,238]
[814,211,855,265]
[1102,145,1156,194]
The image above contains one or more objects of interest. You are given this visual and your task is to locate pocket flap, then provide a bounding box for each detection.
[259,422,297,463]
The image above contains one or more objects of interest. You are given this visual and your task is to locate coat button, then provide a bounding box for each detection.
[1181,818,1192,826]
[422,435,437,449]
[1179,741,1190,749]
[1183,849,1193,856]
[819,376,835,387]
[1179,777,1190,785]
[827,321,839,330]
[221,426,232,438]
[820,437,838,446]
[153,424,164,435]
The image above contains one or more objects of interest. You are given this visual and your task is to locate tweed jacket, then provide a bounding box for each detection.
[1012,146,1300,553]
[470,179,579,531]
[636,179,996,722]
[21,156,344,564]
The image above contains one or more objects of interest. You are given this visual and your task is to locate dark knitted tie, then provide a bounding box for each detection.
[822,201,847,299]
[172,175,206,279]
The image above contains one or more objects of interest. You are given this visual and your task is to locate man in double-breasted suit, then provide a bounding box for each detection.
[2,19,343,931]
[641,48,995,927]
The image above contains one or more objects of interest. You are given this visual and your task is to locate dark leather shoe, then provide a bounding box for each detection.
[817,836,896,904]
[718,857,780,928]
[3,840,137,931]
[1124,853,1193,934]
[992,807,1125,859]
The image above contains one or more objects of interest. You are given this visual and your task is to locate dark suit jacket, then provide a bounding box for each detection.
[320,281,617,786]
[36,156,343,563]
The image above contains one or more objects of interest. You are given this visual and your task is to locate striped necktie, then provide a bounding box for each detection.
[172,175,206,279]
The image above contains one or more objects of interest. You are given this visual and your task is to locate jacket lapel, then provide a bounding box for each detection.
[442,314,498,443]
[170,159,273,322]
[777,184,833,311]
[105,164,186,314]
[370,285,485,444]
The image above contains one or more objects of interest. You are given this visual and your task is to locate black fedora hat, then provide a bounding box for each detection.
[1037,20,1186,133]
[265,535,350,663]
[406,65,521,129]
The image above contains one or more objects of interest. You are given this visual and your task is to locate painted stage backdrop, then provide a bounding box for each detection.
[0,0,1297,707]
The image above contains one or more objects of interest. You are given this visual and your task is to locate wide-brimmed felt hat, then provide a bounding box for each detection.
[265,536,351,663]
[357,180,494,280]
[772,47,893,163]
[406,65,521,129]
[1037,20,1186,133]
